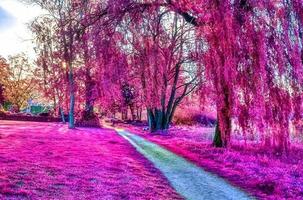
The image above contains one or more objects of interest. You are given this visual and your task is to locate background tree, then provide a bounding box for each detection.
[2,54,37,112]
[0,56,9,107]
[116,7,203,131]
[31,16,68,121]
[27,0,110,127]
[27,0,88,128]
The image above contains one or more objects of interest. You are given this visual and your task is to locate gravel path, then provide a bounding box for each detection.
[116,129,254,200]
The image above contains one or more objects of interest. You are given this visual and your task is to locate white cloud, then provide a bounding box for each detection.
[0,0,46,59]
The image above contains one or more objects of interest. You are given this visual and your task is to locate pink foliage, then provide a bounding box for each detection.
[173,0,303,150]
[30,0,303,149]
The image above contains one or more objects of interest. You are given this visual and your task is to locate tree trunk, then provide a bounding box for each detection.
[82,73,95,121]
[130,104,136,121]
[83,104,94,120]
[137,107,142,121]
[147,109,155,131]
[213,120,223,147]
[69,94,75,128]
[68,64,75,129]
[121,107,128,121]
[82,38,95,121]
[213,85,232,147]
[147,108,170,132]
[0,84,5,106]
[59,106,66,123]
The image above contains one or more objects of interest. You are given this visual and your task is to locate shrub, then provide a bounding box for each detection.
[173,106,216,127]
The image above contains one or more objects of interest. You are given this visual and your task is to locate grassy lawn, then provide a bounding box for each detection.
[0,121,181,200]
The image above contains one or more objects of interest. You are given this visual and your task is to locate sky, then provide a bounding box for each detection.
[0,0,45,59]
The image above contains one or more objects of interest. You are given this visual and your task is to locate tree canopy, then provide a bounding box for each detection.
[7,0,301,153]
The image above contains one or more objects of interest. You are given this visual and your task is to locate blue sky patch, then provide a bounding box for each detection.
[0,6,16,28]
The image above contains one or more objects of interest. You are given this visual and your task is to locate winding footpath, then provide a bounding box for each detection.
[115,128,254,200]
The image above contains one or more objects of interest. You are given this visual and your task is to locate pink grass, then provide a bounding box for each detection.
[0,121,182,200]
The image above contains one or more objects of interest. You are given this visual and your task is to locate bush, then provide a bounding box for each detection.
[173,112,197,125]
[75,116,101,128]
[192,114,216,127]
[39,112,50,117]
[0,114,61,122]
[0,110,6,117]
[173,107,216,127]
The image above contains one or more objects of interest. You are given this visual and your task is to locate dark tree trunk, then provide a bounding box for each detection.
[213,84,232,147]
[82,36,95,121]
[68,63,75,129]
[0,84,4,106]
[129,104,136,121]
[82,69,95,121]
[147,108,171,132]
[0,84,5,109]
[59,106,66,123]
[136,107,142,121]
[147,63,182,132]
[213,120,223,147]
[147,109,155,131]
[122,107,128,121]
[83,104,94,120]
